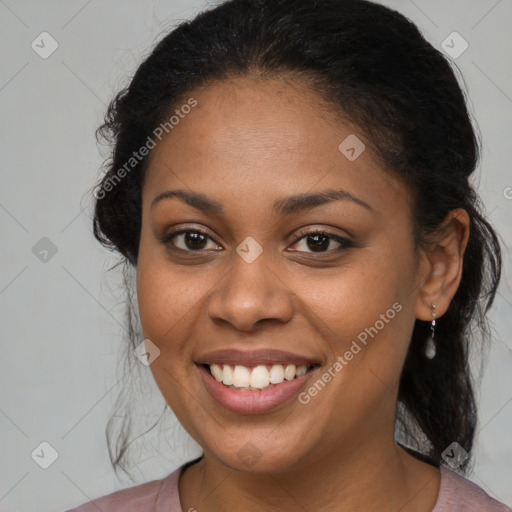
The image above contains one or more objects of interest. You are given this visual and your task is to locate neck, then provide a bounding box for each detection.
[179,433,440,512]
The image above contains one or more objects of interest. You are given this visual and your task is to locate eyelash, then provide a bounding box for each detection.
[291,229,354,253]
[161,227,354,255]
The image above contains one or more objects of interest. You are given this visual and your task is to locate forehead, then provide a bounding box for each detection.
[144,77,411,219]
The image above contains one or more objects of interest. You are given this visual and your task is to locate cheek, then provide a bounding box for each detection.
[135,226,210,339]
[293,249,415,392]
[294,258,402,339]
[135,247,206,421]
[135,241,201,368]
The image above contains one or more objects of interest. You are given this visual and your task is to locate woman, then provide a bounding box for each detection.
[70,0,510,510]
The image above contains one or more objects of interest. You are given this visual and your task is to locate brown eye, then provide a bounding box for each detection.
[163,230,221,252]
[305,233,330,252]
[290,230,354,254]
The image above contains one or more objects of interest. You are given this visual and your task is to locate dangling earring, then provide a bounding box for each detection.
[424,304,437,360]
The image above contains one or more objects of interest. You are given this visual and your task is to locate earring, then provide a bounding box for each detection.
[424,304,437,360]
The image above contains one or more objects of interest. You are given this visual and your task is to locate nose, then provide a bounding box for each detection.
[206,251,294,332]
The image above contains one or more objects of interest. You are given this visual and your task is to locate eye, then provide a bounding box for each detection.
[289,229,354,253]
[161,227,353,255]
[162,229,222,252]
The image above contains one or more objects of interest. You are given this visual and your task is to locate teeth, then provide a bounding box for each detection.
[222,364,233,385]
[210,363,223,382]
[284,364,296,380]
[296,365,307,377]
[269,364,284,384]
[232,365,250,387]
[250,365,270,389]
[209,363,310,390]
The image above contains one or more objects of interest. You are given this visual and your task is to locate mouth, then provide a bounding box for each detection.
[200,362,319,391]
[195,349,321,413]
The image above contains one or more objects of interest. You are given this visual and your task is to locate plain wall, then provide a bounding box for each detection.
[0,1,511,510]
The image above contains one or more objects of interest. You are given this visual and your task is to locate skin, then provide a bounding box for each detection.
[136,76,470,511]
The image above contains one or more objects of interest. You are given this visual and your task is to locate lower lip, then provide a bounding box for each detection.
[197,364,318,414]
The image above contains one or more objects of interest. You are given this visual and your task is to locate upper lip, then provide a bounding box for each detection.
[195,349,321,367]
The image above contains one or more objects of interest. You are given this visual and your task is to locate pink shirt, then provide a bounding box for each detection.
[66,464,511,511]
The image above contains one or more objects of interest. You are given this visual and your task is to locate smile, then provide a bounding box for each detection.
[207,363,315,390]
[195,349,321,414]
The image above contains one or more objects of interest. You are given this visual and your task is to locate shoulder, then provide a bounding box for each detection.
[433,465,511,512]
[64,466,182,512]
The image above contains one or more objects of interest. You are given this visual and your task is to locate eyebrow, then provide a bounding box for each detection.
[150,188,373,215]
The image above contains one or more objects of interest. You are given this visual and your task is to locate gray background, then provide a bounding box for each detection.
[0,1,511,511]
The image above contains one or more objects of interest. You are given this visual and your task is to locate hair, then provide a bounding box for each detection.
[93,0,502,477]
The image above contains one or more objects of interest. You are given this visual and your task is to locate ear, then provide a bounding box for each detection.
[415,208,470,321]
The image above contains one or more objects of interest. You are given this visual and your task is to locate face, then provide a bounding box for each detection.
[136,77,423,473]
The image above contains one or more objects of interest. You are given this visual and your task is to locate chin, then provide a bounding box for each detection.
[203,433,311,474]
